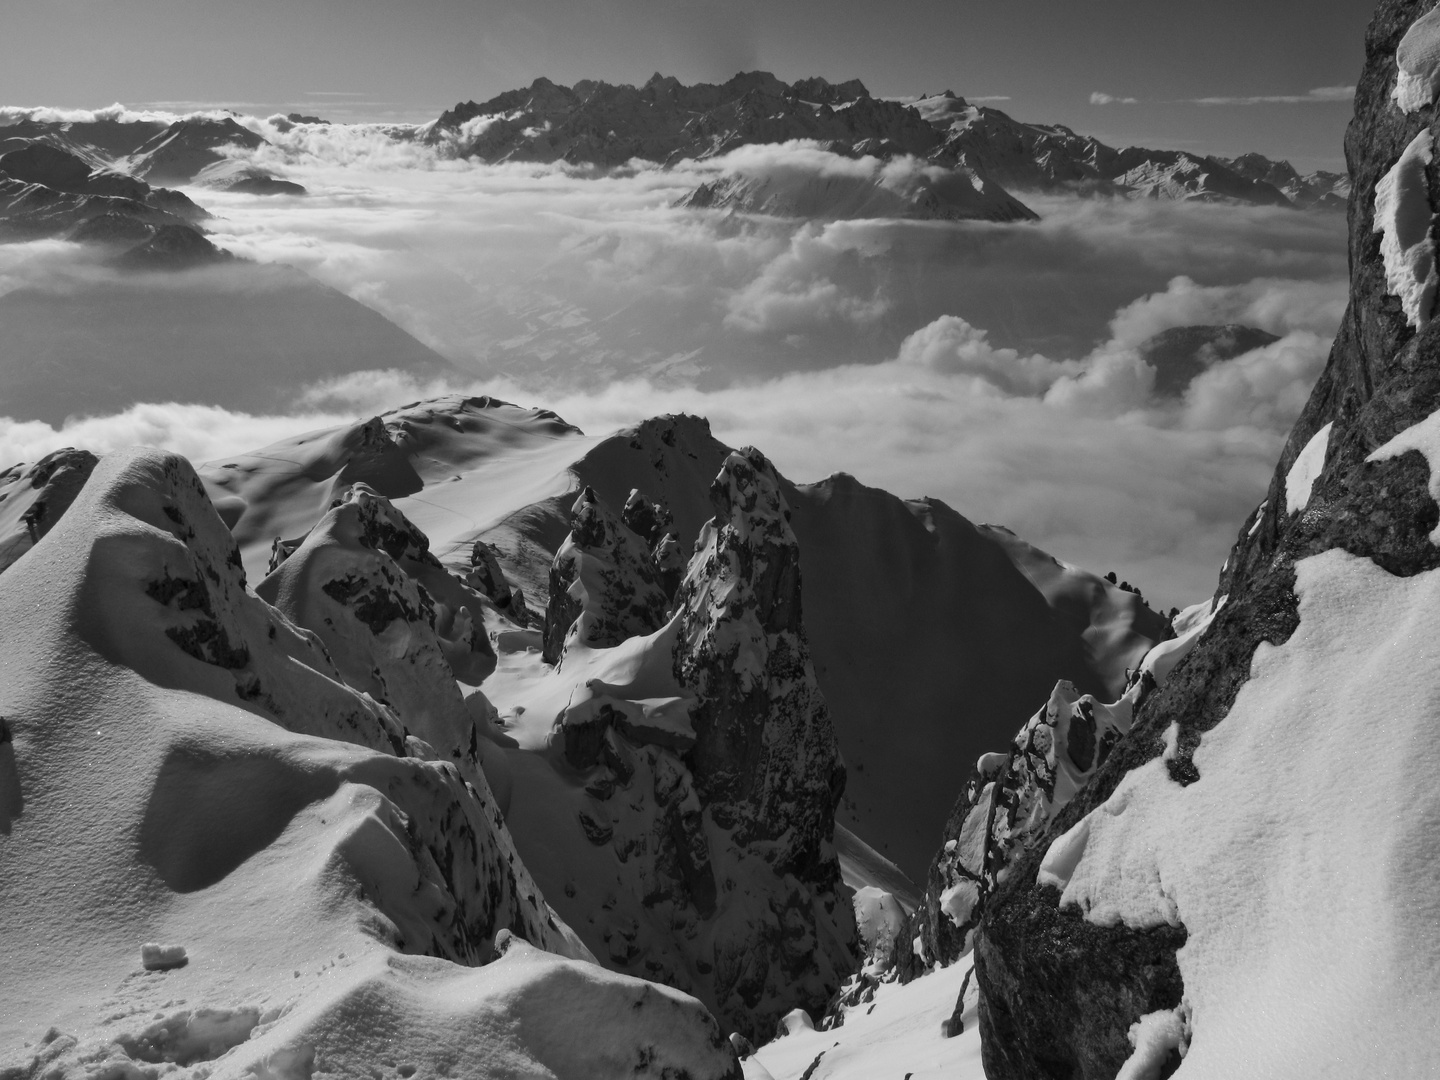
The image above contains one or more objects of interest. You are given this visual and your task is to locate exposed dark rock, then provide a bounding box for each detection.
[223,175,307,196]
[542,486,670,665]
[115,224,231,269]
[672,447,855,1029]
[1138,324,1282,397]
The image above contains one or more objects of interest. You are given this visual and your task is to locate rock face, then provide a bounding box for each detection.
[542,486,672,665]
[970,2,1440,1075]
[915,602,1217,970]
[506,447,856,1042]
[673,449,845,884]
[671,448,854,1029]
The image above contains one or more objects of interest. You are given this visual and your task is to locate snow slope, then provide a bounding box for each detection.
[0,447,738,1079]
[745,959,983,1080]
[1055,549,1440,1076]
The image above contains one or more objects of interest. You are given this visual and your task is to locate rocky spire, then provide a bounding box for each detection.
[671,447,854,1025]
[622,487,685,600]
[541,486,670,665]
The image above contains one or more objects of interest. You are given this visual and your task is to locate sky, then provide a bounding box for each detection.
[0,0,1374,170]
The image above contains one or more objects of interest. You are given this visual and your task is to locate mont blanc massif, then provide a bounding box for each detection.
[1,1,1438,1078]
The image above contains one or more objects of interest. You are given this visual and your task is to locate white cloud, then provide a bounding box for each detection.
[1091,92,1140,105]
[1189,86,1356,106]
[0,131,1350,609]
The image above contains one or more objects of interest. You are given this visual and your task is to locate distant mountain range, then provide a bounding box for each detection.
[0,73,1347,229]
[431,73,1350,213]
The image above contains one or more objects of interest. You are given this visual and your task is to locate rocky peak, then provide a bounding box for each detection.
[667,446,855,1027]
[673,447,840,866]
[542,486,671,665]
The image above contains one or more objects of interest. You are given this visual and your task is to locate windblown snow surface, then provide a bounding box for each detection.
[0,448,739,1079]
[1044,543,1440,1076]
[744,961,984,1080]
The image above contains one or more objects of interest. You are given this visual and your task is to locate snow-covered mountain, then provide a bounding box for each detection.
[432,74,1345,212]
[198,399,1167,882]
[0,77,1345,220]
[879,4,1440,1076]
[917,92,1355,209]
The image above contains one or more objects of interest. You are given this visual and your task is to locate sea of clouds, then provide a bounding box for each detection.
[0,108,1350,606]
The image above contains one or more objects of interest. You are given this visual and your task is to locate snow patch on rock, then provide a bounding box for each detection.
[1114,1006,1190,1080]
[1284,422,1333,515]
[1373,130,1438,328]
[1394,5,1440,113]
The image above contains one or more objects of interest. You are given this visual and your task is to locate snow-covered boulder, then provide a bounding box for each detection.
[0,447,97,575]
[257,484,497,763]
[973,7,1440,1074]
[542,486,671,666]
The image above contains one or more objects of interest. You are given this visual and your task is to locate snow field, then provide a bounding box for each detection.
[746,960,983,1080]
[1053,548,1440,1077]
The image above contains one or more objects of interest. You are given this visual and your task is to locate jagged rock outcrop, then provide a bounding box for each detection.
[673,449,845,872]
[915,601,1217,971]
[622,488,686,600]
[970,3,1440,1075]
[256,484,499,768]
[542,486,671,665]
[0,448,98,574]
[502,448,856,1042]
[671,448,854,1021]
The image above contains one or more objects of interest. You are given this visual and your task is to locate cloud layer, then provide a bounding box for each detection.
[0,124,1349,609]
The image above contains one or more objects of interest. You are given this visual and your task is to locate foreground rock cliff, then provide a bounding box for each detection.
[953,1,1440,1075]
